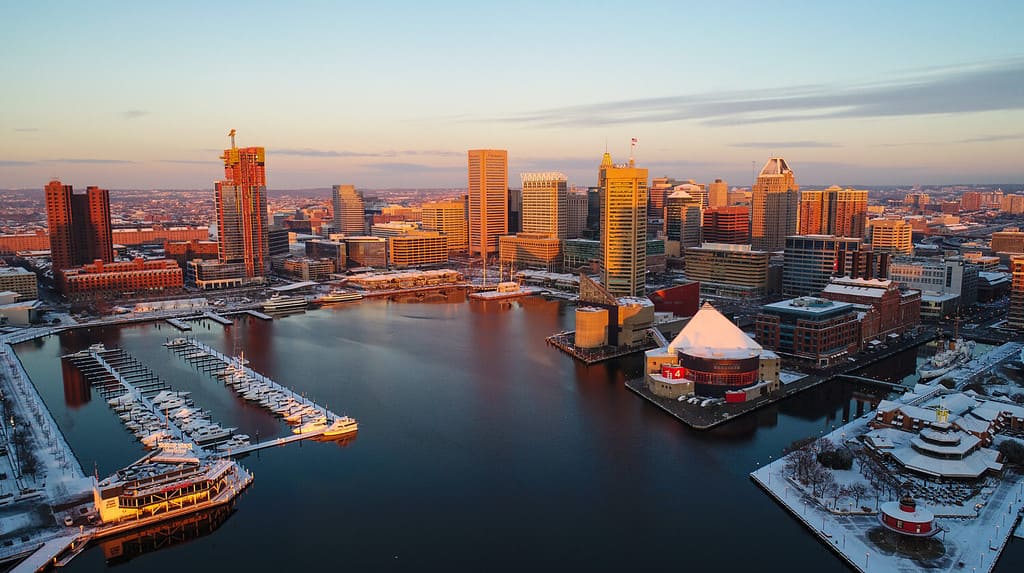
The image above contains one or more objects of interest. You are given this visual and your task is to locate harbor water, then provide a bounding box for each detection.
[14,295,1024,571]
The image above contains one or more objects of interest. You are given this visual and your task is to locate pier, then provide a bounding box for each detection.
[165,318,192,331]
[201,311,233,326]
[165,338,356,454]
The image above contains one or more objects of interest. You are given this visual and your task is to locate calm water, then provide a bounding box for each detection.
[14,296,1024,572]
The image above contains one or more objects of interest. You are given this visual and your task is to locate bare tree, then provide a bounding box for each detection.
[848,483,868,507]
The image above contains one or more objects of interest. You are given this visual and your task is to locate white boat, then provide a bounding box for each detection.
[262,294,308,313]
[293,416,329,435]
[323,416,358,437]
[141,430,172,447]
[918,337,975,380]
[314,289,363,305]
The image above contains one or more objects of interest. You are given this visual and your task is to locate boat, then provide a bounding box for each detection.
[918,336,975,380]
[323,416,358,437]
[261,294,308,313]
[313,289,363,305]
[469,282,545,301]
[293,416,329,435]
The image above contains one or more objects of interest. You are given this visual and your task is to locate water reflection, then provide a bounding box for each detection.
[98,504,236,565]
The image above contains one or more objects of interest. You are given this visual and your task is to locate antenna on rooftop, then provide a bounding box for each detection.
[228,129,237,148]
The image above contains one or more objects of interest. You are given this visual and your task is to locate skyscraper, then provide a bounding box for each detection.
[782,235,863,296]
[467,149,508,258]
[751,157,800,252]
[798,186,868,238]
[708,178,729,208]
[664,187,702,255]
[567,189,588,239]
[703,206,750,245]
[422,201,468,252]
[216,135,269,279]
[599,153,648,296]
[798,190,826,236]
[45,180,113,274]
[1009,256,1024,330]
[521,172,567,238]
[332,184,367,235]
[868,218,913,255]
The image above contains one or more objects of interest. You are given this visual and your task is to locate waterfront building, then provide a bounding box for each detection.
[820,276,920,337]
[345,269,464,290]
[574,275,653,349]
[343,236,388,268]
[499,233,562,272]
[878,497,938,537]
[868,218,913,255]
[63,258,183,302]
[647,282,700,318]
[708,179,728,208]
[45,180,114,275]
[750,158,799,252]
[755,297,861,366]
[567,190,588,239]
[164,239,219,268]
[468,149,509,258]
[702,206,749,245]
[1009,256,1024,330]
[421,200,468,252]
[389,232,449,268]
[683,243,770,297]
[645,302,780,400]
[332,184,367,236]
[888,256,977,316]
[280,257,335,281]
[186,260,250,290]
[371,222,420,239]
[563,238,600,271]
[991,229,1024,254]
[0,292,41,325]
[215,137,269,281]
[664,188,702,256]
[111,226,210,246]
[0,266,38,301]
[782,235,863,296]
[599,153,648,296]
[305,239,346,270]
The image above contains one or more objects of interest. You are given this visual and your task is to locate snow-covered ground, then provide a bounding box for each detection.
[780,370,809,385]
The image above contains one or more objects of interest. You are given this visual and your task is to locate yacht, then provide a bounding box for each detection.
[261,294,308,313]
[314,289,363,305]
[323,416,359,437]
[293,416,329,435]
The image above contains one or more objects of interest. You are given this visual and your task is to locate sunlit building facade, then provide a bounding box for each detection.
[216,142,269,280]
[421,200,468,252]
[468,149,508,258]
[750,157,799,252]
[45,180,113,274]
[332,184,367,236]
[599,153,648,297]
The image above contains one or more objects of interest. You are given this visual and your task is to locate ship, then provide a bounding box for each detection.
[469,281,545,301]
[918,336,975,380]
[313,289,364,305]
[261,294,309,313]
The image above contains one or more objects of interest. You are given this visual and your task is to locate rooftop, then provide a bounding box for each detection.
[667,302,762,359]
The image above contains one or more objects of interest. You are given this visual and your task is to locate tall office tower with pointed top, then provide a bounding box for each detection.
[332,184,367,236]
[468,149,508,258]
[750,157,800,252]
[599,153,648,296]
[216,134,269,279]
[45,180,113,276]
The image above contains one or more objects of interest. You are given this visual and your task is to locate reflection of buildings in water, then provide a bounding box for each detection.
[704,407,780,442]
[855,345,920,383]
[100,504,235,565]
[61,358,91,407]
[59,324,122,355]
[777,381,856,423]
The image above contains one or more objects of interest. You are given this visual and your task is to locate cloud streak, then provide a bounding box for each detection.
[499,57,1024,127]
[730,141,841,149]
[959,133,1024,143]
[275,148,461,158]
[13,127,39,133]
[0,160,36,166]
[45,158,137,164]
[120,109,149,119]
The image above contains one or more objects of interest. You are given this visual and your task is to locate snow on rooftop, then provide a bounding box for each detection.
[667,302,761,359]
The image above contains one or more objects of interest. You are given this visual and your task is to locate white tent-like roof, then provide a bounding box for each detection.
[667,302,762,359]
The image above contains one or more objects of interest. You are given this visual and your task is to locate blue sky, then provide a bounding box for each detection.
[2,1,1022,189]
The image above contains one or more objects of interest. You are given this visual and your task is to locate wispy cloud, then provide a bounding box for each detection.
[499,57,1024,128]
[156,159,215,164]
[0,160,36,166]
[361,161,463,173]
[275,148,461,158]
[730,141,841,149]
[120,109,149,120]
[13,127,39,133]
[46,158,137,164]
[959,133,1024,143]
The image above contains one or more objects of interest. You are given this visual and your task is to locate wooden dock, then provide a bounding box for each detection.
[201,311,233,325]
[165,318,191,331]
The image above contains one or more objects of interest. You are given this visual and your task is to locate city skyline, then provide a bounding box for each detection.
[2,1,1023,189]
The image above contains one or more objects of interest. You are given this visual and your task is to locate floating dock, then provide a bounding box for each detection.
[165,318,191,331]
[201,311,233,326]
[165,338,356,454]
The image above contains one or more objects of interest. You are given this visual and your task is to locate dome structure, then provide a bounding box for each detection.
[668,302,762,359]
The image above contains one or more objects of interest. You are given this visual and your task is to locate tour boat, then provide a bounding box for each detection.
[313,289,363,305]
[261,294,308,313]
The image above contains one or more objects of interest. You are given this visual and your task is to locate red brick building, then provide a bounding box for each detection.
[62,258,183,302]
[164,239,220,267]
[45,180,113,275]
[0,230,49,254]
[702,207,750,244]
[820,277,920,337]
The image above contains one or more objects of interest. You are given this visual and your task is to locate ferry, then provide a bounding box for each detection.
[323,416,359,437]
[918,337,975,380]
[92,445,252,529]
[314,289,363,305]
[261,294,308,313]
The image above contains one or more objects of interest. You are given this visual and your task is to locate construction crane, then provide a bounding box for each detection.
[228,129,236,148]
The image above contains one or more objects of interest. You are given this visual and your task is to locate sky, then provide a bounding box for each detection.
[1,1,1023,190]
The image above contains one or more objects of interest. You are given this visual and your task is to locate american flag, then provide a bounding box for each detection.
[631,137,638,145]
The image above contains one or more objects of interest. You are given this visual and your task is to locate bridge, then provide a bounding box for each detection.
[833,374,909,391]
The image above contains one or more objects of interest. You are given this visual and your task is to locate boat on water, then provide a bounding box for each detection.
[469,282,544,301]
[261,294,309,313]
[314,289,363,305]
[323,416,358,437]
[918,337,975,380]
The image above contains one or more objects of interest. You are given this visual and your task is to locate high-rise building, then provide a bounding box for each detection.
[868,218,913,255]
[782,235,863,296]
[467,149,508,258]
[1009,256,1024,330]
[521,172,567,239]
[683,243,770,298]
[45,180,113,274]
[599,153,648,296]
[567,189,588,239]
[664,188,702,255]
[750,158,800,252]
[649,177,677,217]
[507,187,523,234]
[216,137,269,279]
[332,185,367,236]
[708,179,728,208]
[421,201,468,252]
[991,229,1024,254]
[703,206,750,245]
[798,186,869,238]
[585,187,601,239]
